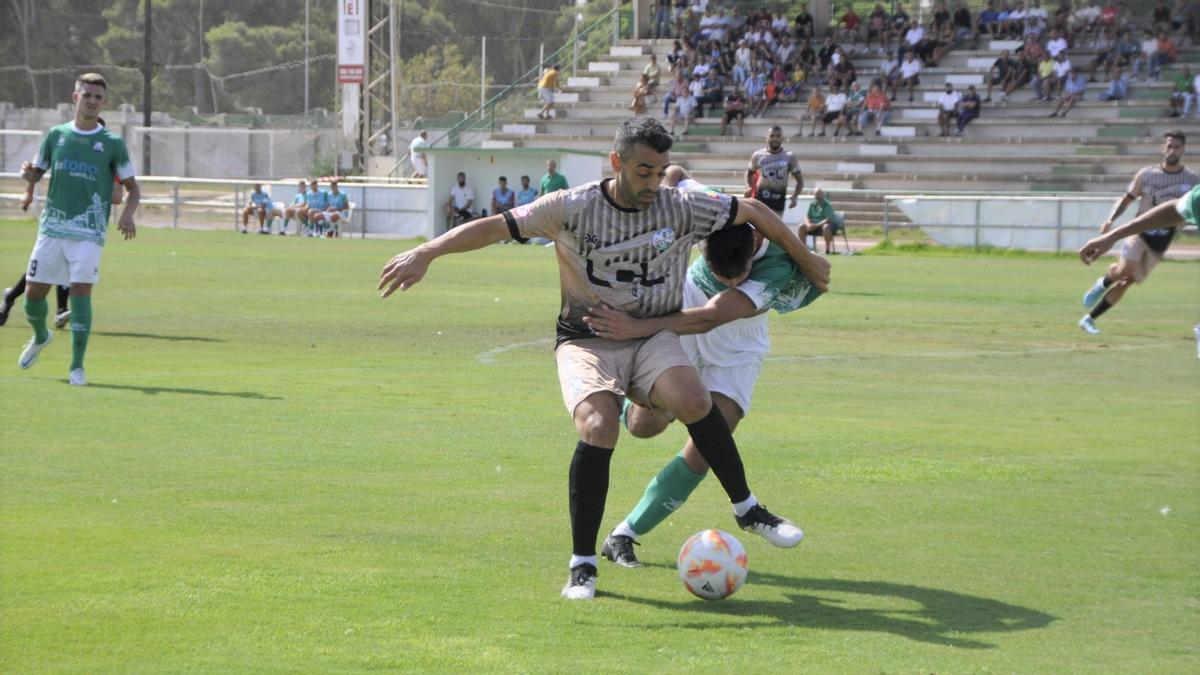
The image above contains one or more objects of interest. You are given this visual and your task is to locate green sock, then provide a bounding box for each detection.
[24,297,49,344]
[626,454,707,536]
[68,295,92,371]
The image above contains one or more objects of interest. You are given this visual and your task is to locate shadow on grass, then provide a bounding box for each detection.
[607,564,1055,648]
[84,382,282,400]
[94,331,225,343]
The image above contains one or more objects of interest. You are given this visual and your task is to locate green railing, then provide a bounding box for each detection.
[390,3,631,177]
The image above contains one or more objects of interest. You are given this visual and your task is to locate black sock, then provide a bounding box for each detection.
[55,285,69,315]
[568,441,614,557]
[5,274,26,304]
[1090,298,1113,319]
[684,406,751,504]
[1102,276,1113,288]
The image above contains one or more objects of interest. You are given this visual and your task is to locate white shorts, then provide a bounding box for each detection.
[1119,236,1163,283]
[538,87,555,104]
[692,360,762,416]
[27,236,102,286]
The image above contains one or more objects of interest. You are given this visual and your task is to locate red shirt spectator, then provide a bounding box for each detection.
[842,9,861,30]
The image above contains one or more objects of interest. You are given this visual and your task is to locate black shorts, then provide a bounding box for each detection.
[723,109,745,123]
[822,111,842,124]
[754,189,786,214]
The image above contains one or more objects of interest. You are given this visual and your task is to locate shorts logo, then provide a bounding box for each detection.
[651,227,675,252]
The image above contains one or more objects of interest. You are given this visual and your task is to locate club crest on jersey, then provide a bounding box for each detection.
[93,142,104,152]
[651,227,675,252]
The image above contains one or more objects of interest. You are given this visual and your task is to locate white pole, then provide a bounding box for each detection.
[304,0,310,116]
[481,36,487,109]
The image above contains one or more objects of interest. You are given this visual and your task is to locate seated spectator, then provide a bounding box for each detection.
[798,188,845,255]
[318,179,350,237]
[879,53,902,92]
[889,6,911,47]
[1176,0,1199,46]
[1007,1,1028,38]
[775,34,797,68]
[732,40,752,87]
[1153,0,1173,33]
[936,83,963,137]
[1010,50,1037,95]
[1088,35,1118,82]
[867,4,891,53]
[779,80,801,103]
[303,179,329,237]
[952,1,975,47]
[668,89,697,136]
[1170,66,1195,117]
[821,84,849,136]
[241,183,276,235]
[956,85,982,134]
[858,83,894,134]
[818,36,840,76]
[643,55,662,96]
[515,175,538,207]
[1050,69,1087,116]
[1046,28,1069,57]
[282,180,308,235]
[929,14,960,65]
[843,81,867,135]
[839,5,864,44]
[491,176,515,215]
[1033,53,1057,100]
[1070,0,1102,43]
[1132,29,1158,80]
[797,38,817,77]
[721,89,747,135]
[662,71,688,117]
[445,172,474,230]
[828,47,856,89]
[745,68,767,116]
[931,2,952,33]
[667,39,687,72]
[801,85,826,136]
[794,4,816,40]
[986,49,1017,101]
[697,71,723,117]
[1044,51,1072,100]
[1025,0,1049,37]
[1151,30,1177,79]
[1096,65,1129,100]
[902,21,933,63]
[630,74,652,115]
[978,0,1002,41]
[892,51,923,101]
[762,79,781,113]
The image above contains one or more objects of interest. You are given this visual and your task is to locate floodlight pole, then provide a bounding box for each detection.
[143,0,152,174]
[304,0,311,117]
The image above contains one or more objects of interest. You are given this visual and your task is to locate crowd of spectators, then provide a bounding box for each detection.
[635,0,1198,134]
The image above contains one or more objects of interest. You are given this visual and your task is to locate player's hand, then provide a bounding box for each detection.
[19,161,39,183]
[19,194,32,211]
[797,248,831,293]
[378,248,431,298]
[743,187,754,198]
[1078,234,1114,265]
[583,306,651,340]
[1099,219,1113,234]
[117,215,136,240]
[789,195,798,209]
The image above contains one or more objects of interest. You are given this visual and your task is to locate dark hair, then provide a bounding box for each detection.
[614,117,674,158]
[1164,129,1186,145]
[457,172,466,178]
[76,72,107,90]
[499,175,507,181]
[520,175,530,181]
[703,224,755,281]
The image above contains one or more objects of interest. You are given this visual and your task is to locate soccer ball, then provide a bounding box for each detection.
[677,529,748,600]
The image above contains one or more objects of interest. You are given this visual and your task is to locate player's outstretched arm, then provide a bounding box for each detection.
[1079,198,1184,264]
[378,214,512,298]
[584,288,761,340]
[116,178,140,240]
[737,197,830,292]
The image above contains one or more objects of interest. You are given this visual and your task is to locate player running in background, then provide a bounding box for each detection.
[378,117,830,600]
[241,183,275,234]
[586,168,824,567]
[1079,130,1197,335]
[16,72,140,386]
[746,126,804,215]
[302,179,329,237]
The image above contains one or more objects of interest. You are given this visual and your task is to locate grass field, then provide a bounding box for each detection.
[1,222,1197,672]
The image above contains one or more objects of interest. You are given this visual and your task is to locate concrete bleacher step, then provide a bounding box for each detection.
[1132,89,1172,100]
[1097,125,1149,138]
[610,46,645,57]
[1118,107,1167,119]
[1075,145,1120,156]
[567,76,602,88]
[525,109,561,119]
[501,123,537,135]
[1051,165,1095,176]
[588,61,621,72]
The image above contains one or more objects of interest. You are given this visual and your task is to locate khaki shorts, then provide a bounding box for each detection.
[1119,236,1163,283]
[555,332,694,415]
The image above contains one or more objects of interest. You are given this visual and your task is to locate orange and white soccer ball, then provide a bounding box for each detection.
[677,529,748,600]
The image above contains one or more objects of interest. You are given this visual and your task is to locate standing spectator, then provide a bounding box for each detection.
[1097,65,1130,100]
[491,176,515,215]
[937,83,963,136]
[653,0,672,39]
[801,85,826,136]
[445,172,474,230]
[986,50,1017,101]
[956,85,982,134]
[536,63,560,120]
[794,3,815,40]
[515,175,538,206]
[539,160,568,196]
[408,130,429,179]
[822,84,849,136]
[720,89,747,136]
[858,83,894,134]
[1050,69,1088,117]
[893,51,923,101]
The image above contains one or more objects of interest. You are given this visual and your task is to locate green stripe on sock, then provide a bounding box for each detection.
[69,295,92,371]
[626,454,707,537]
[24,297,49,344]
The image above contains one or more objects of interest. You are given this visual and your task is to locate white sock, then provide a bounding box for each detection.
[569,554,597,569]
[732,494,759,517]
[612,521,640,541]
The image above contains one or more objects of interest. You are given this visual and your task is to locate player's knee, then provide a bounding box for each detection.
[626,405,670,438]
[671,389,714,424]
[573,403,620,446]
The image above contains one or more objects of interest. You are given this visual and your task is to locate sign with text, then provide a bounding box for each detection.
[338,0,365,83]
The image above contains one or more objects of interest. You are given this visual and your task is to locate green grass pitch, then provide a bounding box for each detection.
[1,221,1197,672]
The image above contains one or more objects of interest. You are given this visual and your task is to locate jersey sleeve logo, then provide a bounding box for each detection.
[651,227,676,252]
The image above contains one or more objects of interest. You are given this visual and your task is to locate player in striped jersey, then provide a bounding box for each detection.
[379,118,830,600]
[585,168,824,567]
[1079,130,1198,335]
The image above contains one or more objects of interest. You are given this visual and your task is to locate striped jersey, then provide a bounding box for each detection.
[504,178,738,345]
[748,148,801,200]
[1127,164,1199,253]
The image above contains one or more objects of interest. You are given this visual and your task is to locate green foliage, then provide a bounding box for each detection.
[398,43,491,121]
[1,225,1197,671]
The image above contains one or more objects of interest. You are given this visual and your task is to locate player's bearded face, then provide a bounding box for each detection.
[1163,139,1183,166]
[613,145,669,210]
[767,132,782,150]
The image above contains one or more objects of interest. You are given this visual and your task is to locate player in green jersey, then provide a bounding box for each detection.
[583,166,823,567]
[17,73,140,386]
